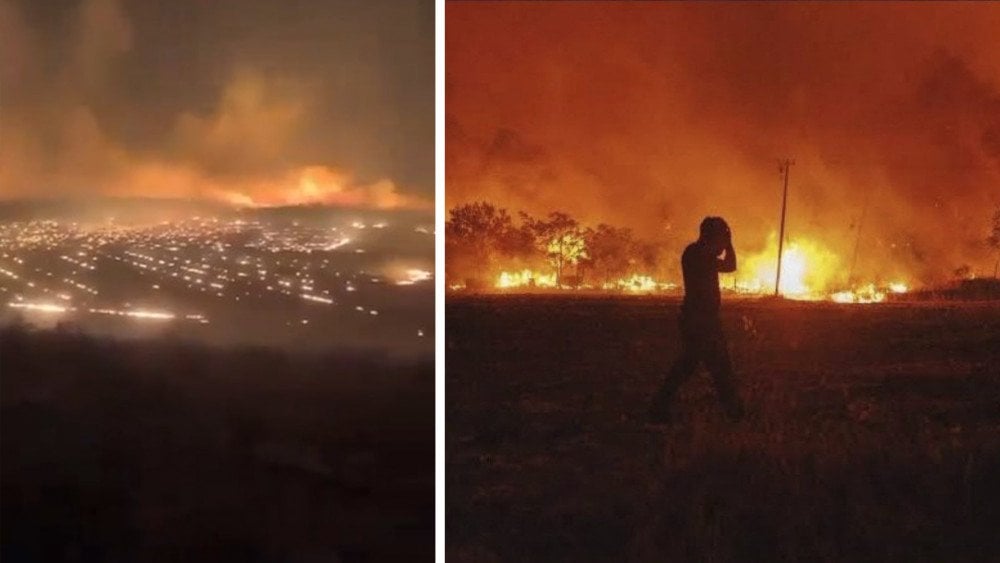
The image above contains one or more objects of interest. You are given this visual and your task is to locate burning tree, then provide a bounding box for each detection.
[444,200,913,300]
[446,202,532,286]
[521,211,588,286]
[445,203,673,292]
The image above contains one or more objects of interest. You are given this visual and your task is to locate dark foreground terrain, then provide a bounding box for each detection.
[1,326,432,561]
[447,295,1000,562]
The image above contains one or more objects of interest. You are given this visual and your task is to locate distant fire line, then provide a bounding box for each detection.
[8,301,207,322]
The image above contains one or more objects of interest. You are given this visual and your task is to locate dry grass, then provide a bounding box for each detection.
[446,296,1000,562]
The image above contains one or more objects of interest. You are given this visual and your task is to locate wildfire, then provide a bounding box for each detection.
[484,230,909,303]
[497,269,558,289]
[830,282,909,304]
[88,308,176,321]
[383,263,434,286]
[619,274,656,292]
[604,274,663,293]
[831,285,886,304]
[395,269,433,286]
[494,270,675,292]
[727,233,910,303]
[546,233,588,266]
[727,237,841,299]
[6,301,209,321]
[9,302,70,314]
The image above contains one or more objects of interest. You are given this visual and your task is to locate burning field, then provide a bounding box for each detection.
[444,2,1000,560]
[446,2,1000,299]
[445,201,944,304]
[446,295,1000,561]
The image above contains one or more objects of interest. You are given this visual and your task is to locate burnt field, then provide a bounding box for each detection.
[447,295,1000,562]
[1,327,433,561]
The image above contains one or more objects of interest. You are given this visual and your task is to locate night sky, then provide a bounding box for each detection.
[1,0,433,208]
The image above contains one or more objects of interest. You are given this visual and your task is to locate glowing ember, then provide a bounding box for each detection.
[459,214,913,301]
[324,238,352,250]
[395,268,433,286]
[8,301,69,314]
[88,308,176,321]
[301,294,334,304]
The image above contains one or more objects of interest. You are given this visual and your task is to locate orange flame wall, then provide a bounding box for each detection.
[447,2,1000,286]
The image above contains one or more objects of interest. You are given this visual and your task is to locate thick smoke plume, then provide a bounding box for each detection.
[1,0,432,210]
[447,2,1000,284]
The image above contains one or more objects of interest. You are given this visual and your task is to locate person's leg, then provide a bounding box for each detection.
[649,327,700,421]
[651,351,697,409]
[704,330,744,420]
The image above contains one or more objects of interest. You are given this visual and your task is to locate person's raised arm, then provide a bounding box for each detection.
[718,238,736,273]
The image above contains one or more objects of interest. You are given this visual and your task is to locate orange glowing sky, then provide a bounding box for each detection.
[447,2,1000,283]
[0,0,433,210]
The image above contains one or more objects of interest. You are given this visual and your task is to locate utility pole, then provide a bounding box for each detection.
[775,159,794,296]
[848,186,874,288]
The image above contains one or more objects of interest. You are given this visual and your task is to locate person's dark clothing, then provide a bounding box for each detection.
[651,240,743,420]
[680,242,729,316]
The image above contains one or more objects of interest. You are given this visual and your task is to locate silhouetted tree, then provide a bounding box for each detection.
[633,239,661,276]
[446,202,531,283]
[521,211,587,285]
[583,224,635,285]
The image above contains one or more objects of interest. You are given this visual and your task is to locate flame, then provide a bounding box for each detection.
[484,231,910,302]
[382,261,434,286]
[727,235,841,299]
[9,302,69,314]
[494,270,676,292]
[497,269,558,289]
[605,274,659,292]
[726,234,912,303]
[395,268,433,286]
[831,284,885,304]
[200,166,433,210]
[88,308,176,320]
[545,233,588,266]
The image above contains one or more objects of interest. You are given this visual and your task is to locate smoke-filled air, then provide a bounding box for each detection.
[1,0,433,209]
[446,2,1000,298]
[0,0,434,355]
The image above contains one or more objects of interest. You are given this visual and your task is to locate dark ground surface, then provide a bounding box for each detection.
[1,326,433,562]
[446,295,1000,562]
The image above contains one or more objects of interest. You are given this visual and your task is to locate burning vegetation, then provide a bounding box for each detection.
[447,3,1000,296]
[446,201,922,303]
[446,202,667,293]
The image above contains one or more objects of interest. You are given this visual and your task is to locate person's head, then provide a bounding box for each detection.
[699,216,731,252]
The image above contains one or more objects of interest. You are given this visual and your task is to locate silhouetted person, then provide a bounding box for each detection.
[649,217,745,423]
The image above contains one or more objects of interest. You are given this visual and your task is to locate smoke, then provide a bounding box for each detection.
[447,2,1000,283]
[0,0,431,210]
